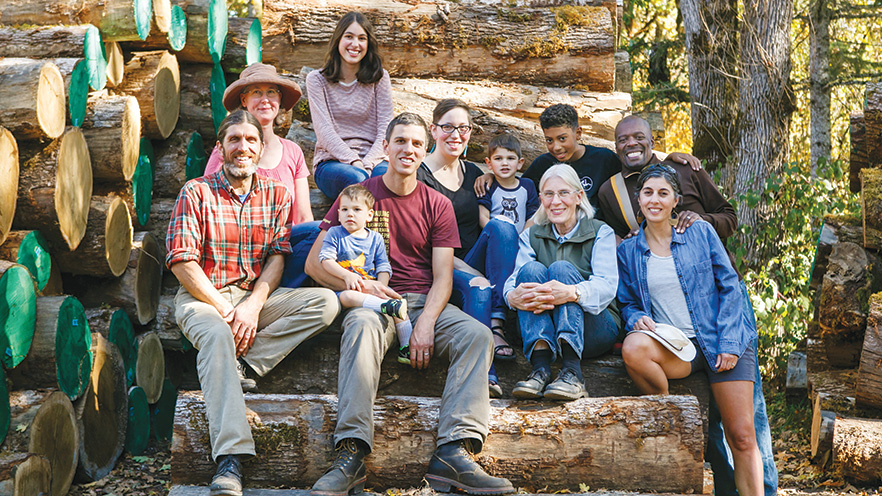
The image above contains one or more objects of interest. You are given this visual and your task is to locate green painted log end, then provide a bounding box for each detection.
[168,5,188,52]
[108,309,137,388]
[134,138,155,227]
[83,25,107,91]
[125,386,151,455]
[0,265,36,369]
[55,296,92,401]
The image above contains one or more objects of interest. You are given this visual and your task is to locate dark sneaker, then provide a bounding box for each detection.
[425,440,515,495]
[380,298,408,320]
[542,368,587,401]
[210,455,243,496]
[511,368,551,400]
[311,438,367,496]
[237,359,258,393]
[397,346,411,365]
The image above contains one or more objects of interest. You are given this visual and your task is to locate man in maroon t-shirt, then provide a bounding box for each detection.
[306,113,514,496]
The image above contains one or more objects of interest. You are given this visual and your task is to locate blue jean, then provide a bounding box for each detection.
[706,282,777,496]
[515,260,619,360]
[314,160,387,200]
[280,221,321,288]
[460,218,519,321]
[448,269,498,384]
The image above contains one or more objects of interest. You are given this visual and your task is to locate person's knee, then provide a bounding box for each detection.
[727,423,758,453]
[314,288,341,326]
[547,260,581,281]
[517,261,547,284]
[485,217,518,241]
[622,333,653,368]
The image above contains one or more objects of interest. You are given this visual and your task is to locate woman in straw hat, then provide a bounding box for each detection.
[203,62,313,225]
[616,164,762,496]
[307,11,393,200]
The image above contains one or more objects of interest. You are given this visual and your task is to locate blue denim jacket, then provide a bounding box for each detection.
[616,220,756,371]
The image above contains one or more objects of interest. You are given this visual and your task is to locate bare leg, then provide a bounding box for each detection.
[711,380,763,496]
[621,333,692,394]
[337,290,367,309]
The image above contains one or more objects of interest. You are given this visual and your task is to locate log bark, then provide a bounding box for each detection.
[262,0,616,90]
[0,454,50,496]
[177,64,218,147]
[0,0,153,42]
[0,264,36,369]
[68,231,163,325]
[112,50,180,139]
[135,332,165,403]
[818,241,882,367]
[172,393,704,493]
[0,127,17,247]
[786,350,807,397]
[0,25,94,59]
[856,292,882,409]
[154,130,197,198]
[124,0,228,65]
[8,296,92,401]
[80,93,141,183]
[810,214,863,290]
[2,390,78,496]
[13,127,92,251]
[54,195,133,278]
[74,333,127,482]
[850,113,866,193]
[0,59,66,140]
[861,168,882,250]
[149,294,187,350]
[222,17,260,73]
[865,83,882,169]
[134,197,175,247]
[833,415,882,483]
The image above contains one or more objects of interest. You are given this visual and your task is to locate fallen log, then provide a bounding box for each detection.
[135,332,165,403]
[74,333,127,482]
[177,64,218,148]
[856,292,882,409]
[0,454,50,496]
[55,195,133,278]
[0,263,36,369]
[113,50,180,139]
[125,386,150,455]
[0,127,17,247]
[861,168,882,250]
[0,0,153,41]
[80,93,141,183]
[262,0,616,90]
[13,127,92,251]
[8,296,92,401]
[0,59,65,140]
[849,113,865,193]
[833,415,882,483]
[154,130,201,198]
[124,0,229,65]
[2,390,78,496]
[810,214,863,291]
[0,25,94,59]
[172,392,704,493]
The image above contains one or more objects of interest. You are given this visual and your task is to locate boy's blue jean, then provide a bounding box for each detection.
[314,160,387,200]
[453,218,519,322]
[706,282,777,496]
[515,260,618,360]
[280,221,322,288]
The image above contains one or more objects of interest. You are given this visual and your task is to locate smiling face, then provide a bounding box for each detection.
[338,195,373,234]
[240,83,281,126]
[540,176,582,230]
[638,176,679,223]
[543,125,582,162]
[615,118,655,173]
[220,122,264,180]
[486,147,522,180]
[338,21,368,68]
[384,123,428,178]
[430,107,471,159]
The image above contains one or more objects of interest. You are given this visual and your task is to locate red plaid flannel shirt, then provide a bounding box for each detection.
[165,171,294,290]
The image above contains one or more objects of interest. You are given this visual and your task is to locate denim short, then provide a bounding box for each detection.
[690,338,757,384]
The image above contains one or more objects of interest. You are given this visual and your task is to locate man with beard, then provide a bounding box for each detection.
[166,109,339,496]
[596,115,777,496]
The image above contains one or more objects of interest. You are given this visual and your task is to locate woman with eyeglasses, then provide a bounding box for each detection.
[203,63,313,225]
[308,11,393,200]
[417,98,520,397]
[617,164,761,496]
[503,163,622,401]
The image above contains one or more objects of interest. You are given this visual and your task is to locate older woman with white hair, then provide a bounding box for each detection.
[503,163,622,401]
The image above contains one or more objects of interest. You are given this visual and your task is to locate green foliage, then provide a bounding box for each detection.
[729,158,860,382]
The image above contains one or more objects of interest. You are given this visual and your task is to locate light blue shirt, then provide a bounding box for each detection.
[503,215,618,314]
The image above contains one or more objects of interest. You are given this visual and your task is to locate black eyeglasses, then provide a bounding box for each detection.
[434,123,472,135]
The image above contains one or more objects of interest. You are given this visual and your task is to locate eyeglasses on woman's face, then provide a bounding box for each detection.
[243,87,281,100]
[434,123,472,135]
[540,189,576,200]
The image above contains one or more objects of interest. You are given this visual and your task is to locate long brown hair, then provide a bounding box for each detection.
[321,12,384,84]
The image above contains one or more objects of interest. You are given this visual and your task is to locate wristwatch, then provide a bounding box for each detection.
[572,285,581,302]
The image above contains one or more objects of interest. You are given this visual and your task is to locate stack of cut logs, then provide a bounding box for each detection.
[0,0,709,493]
[787,82,882,485]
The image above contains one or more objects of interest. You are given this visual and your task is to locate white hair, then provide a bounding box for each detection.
[532,163,595,226]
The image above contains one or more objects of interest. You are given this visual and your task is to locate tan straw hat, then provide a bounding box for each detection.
[630,323,697,362]
[222,63,302,111]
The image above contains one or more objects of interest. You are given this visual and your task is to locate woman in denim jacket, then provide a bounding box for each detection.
[616,164,761,496]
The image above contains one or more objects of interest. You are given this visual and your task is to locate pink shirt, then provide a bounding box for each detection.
[204,138,309,224]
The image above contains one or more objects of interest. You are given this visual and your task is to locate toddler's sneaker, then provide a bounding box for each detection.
[380,298,408,320]
[398,346,411,365]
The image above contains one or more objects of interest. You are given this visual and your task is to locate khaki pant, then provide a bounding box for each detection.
[334,293,492,451]
[175,285,339,459]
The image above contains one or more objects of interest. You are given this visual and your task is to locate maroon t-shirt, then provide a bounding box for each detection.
[320,176,460,295]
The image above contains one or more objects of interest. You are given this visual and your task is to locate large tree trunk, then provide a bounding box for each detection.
[112,51,180,139]
[0,59,66,141]
[172,393,704,493]
[263,0,616,90]
[13,128,92,252]
[54,195,134,278]
[733,0,795,266]
[809,0,832,174]
[0,128,17,247]
[680,0,739,178]
[81,93,141,183]
[833,415,882,483]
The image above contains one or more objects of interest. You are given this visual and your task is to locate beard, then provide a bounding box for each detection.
[223,155,259,180]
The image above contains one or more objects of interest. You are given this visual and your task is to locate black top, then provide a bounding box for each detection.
[522,144,621,212]
[417,160,484,258]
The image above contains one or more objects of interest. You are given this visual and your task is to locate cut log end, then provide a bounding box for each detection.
[108,309,137,387]
[134,232,163,324]
[55,128,93,251]
[105,42,124,88]
[10,455,50,496]
[153,0,173,33]
[29,391,78,496]
[0,264,37,369]
[37,63,66,139]
[154,52,181,138]
[125,386,150,455]
[0,127,18,246]
[135,332,165,403]
[105,197,134,277]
